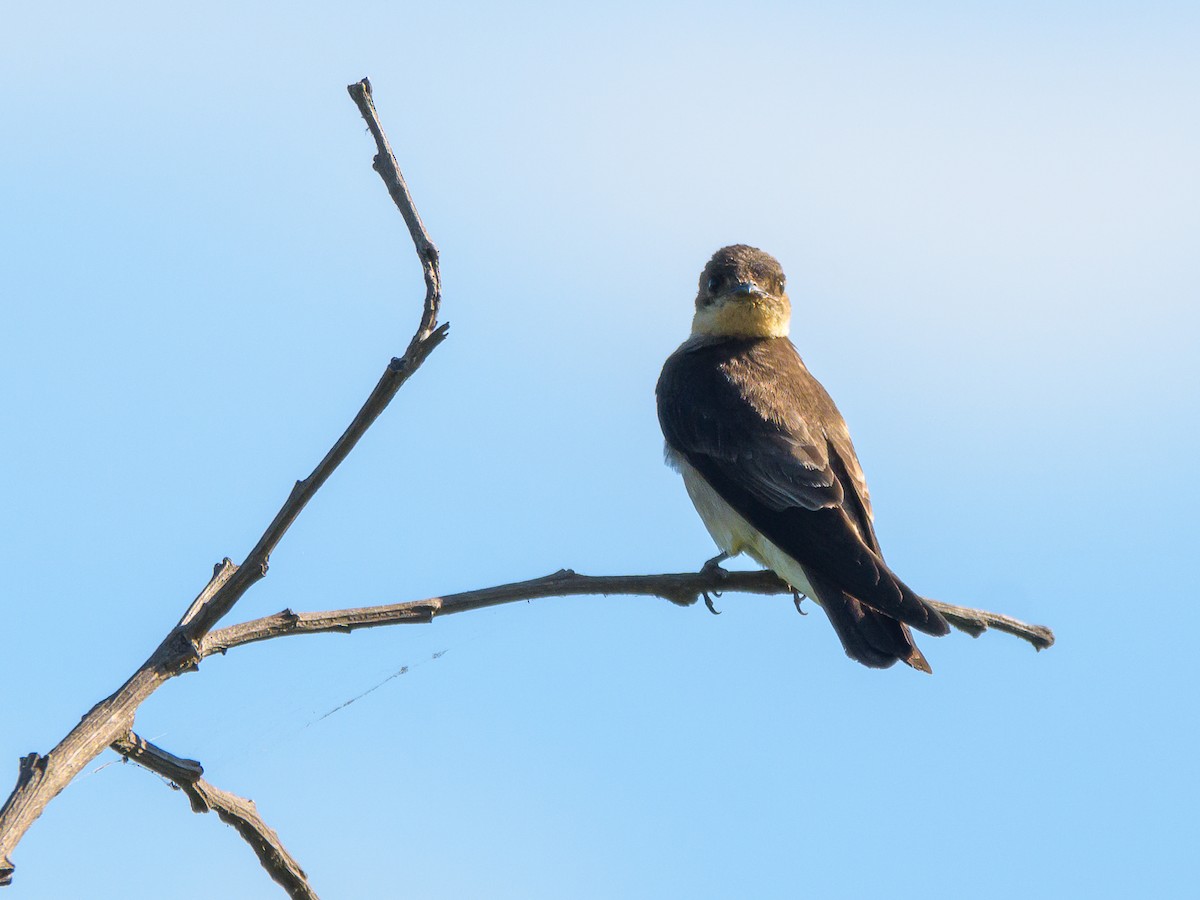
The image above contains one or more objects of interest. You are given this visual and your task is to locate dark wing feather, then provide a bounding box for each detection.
[657,336,948,638]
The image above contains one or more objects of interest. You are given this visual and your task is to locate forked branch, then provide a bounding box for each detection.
[180,77,447,640]
[0,78,444,890]
[111,733,317,900]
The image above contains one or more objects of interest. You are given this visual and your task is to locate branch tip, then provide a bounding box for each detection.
[0,79,448,881]
[112,733,315,898]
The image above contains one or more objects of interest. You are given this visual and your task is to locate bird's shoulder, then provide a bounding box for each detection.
[658,335,836,440]
[657,334,875,527]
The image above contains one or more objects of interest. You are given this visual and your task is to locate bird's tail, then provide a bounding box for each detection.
[805,571,933,673]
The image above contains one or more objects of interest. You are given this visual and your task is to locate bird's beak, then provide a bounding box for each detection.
[731,281,768,298]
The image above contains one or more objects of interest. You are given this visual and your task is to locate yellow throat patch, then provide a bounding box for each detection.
[691,296,791,339]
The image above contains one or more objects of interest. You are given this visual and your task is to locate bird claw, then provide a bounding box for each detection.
[791,588,808,615]
[702,592,722,615]
[701,552,730,575]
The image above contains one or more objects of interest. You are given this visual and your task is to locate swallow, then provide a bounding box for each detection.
[657,245,951,671]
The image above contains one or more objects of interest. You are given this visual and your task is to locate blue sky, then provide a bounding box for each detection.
[3,2,1198,897]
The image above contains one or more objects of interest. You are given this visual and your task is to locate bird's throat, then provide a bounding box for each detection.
[691,298,790,338]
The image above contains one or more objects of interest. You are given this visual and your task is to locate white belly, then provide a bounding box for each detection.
[674,455,818,601]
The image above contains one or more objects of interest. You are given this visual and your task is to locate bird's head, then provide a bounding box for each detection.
[691,245,791,339]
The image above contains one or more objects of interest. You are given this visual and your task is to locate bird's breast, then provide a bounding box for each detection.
[671,453,818,601]
[676,454,758,556]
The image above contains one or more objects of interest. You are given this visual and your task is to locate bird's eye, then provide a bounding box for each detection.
[779,276,786,292]
[706,275,721,294]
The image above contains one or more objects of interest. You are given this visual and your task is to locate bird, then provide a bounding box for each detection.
[656,244,951,672]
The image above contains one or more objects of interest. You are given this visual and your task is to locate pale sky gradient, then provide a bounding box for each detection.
[3,2,1198,898]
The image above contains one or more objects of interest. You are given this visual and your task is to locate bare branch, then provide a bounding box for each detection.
[1,658,169,886]
[0,79,443,886]
[346,76,441,345]
[111,733,317,900]
[182,80,446,640]
[178,558,240,631]
[924,599,1055,649]
[201,568,1056,657]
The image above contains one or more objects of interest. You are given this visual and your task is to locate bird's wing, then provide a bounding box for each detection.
[657,337,948,636]
[821,412,882,556]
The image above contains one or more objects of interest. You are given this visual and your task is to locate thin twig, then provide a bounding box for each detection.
[110,733,317,900]
[923,599,1055,649]
[201,568,1055,657]
[0,79,443,888]
[181,78,446,640]
[346,77,441,345]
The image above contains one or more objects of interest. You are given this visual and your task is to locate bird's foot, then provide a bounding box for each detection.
[702,591,723,615]
[699,552,730,614]
[791,588,808,615]
[700,551,730,575]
